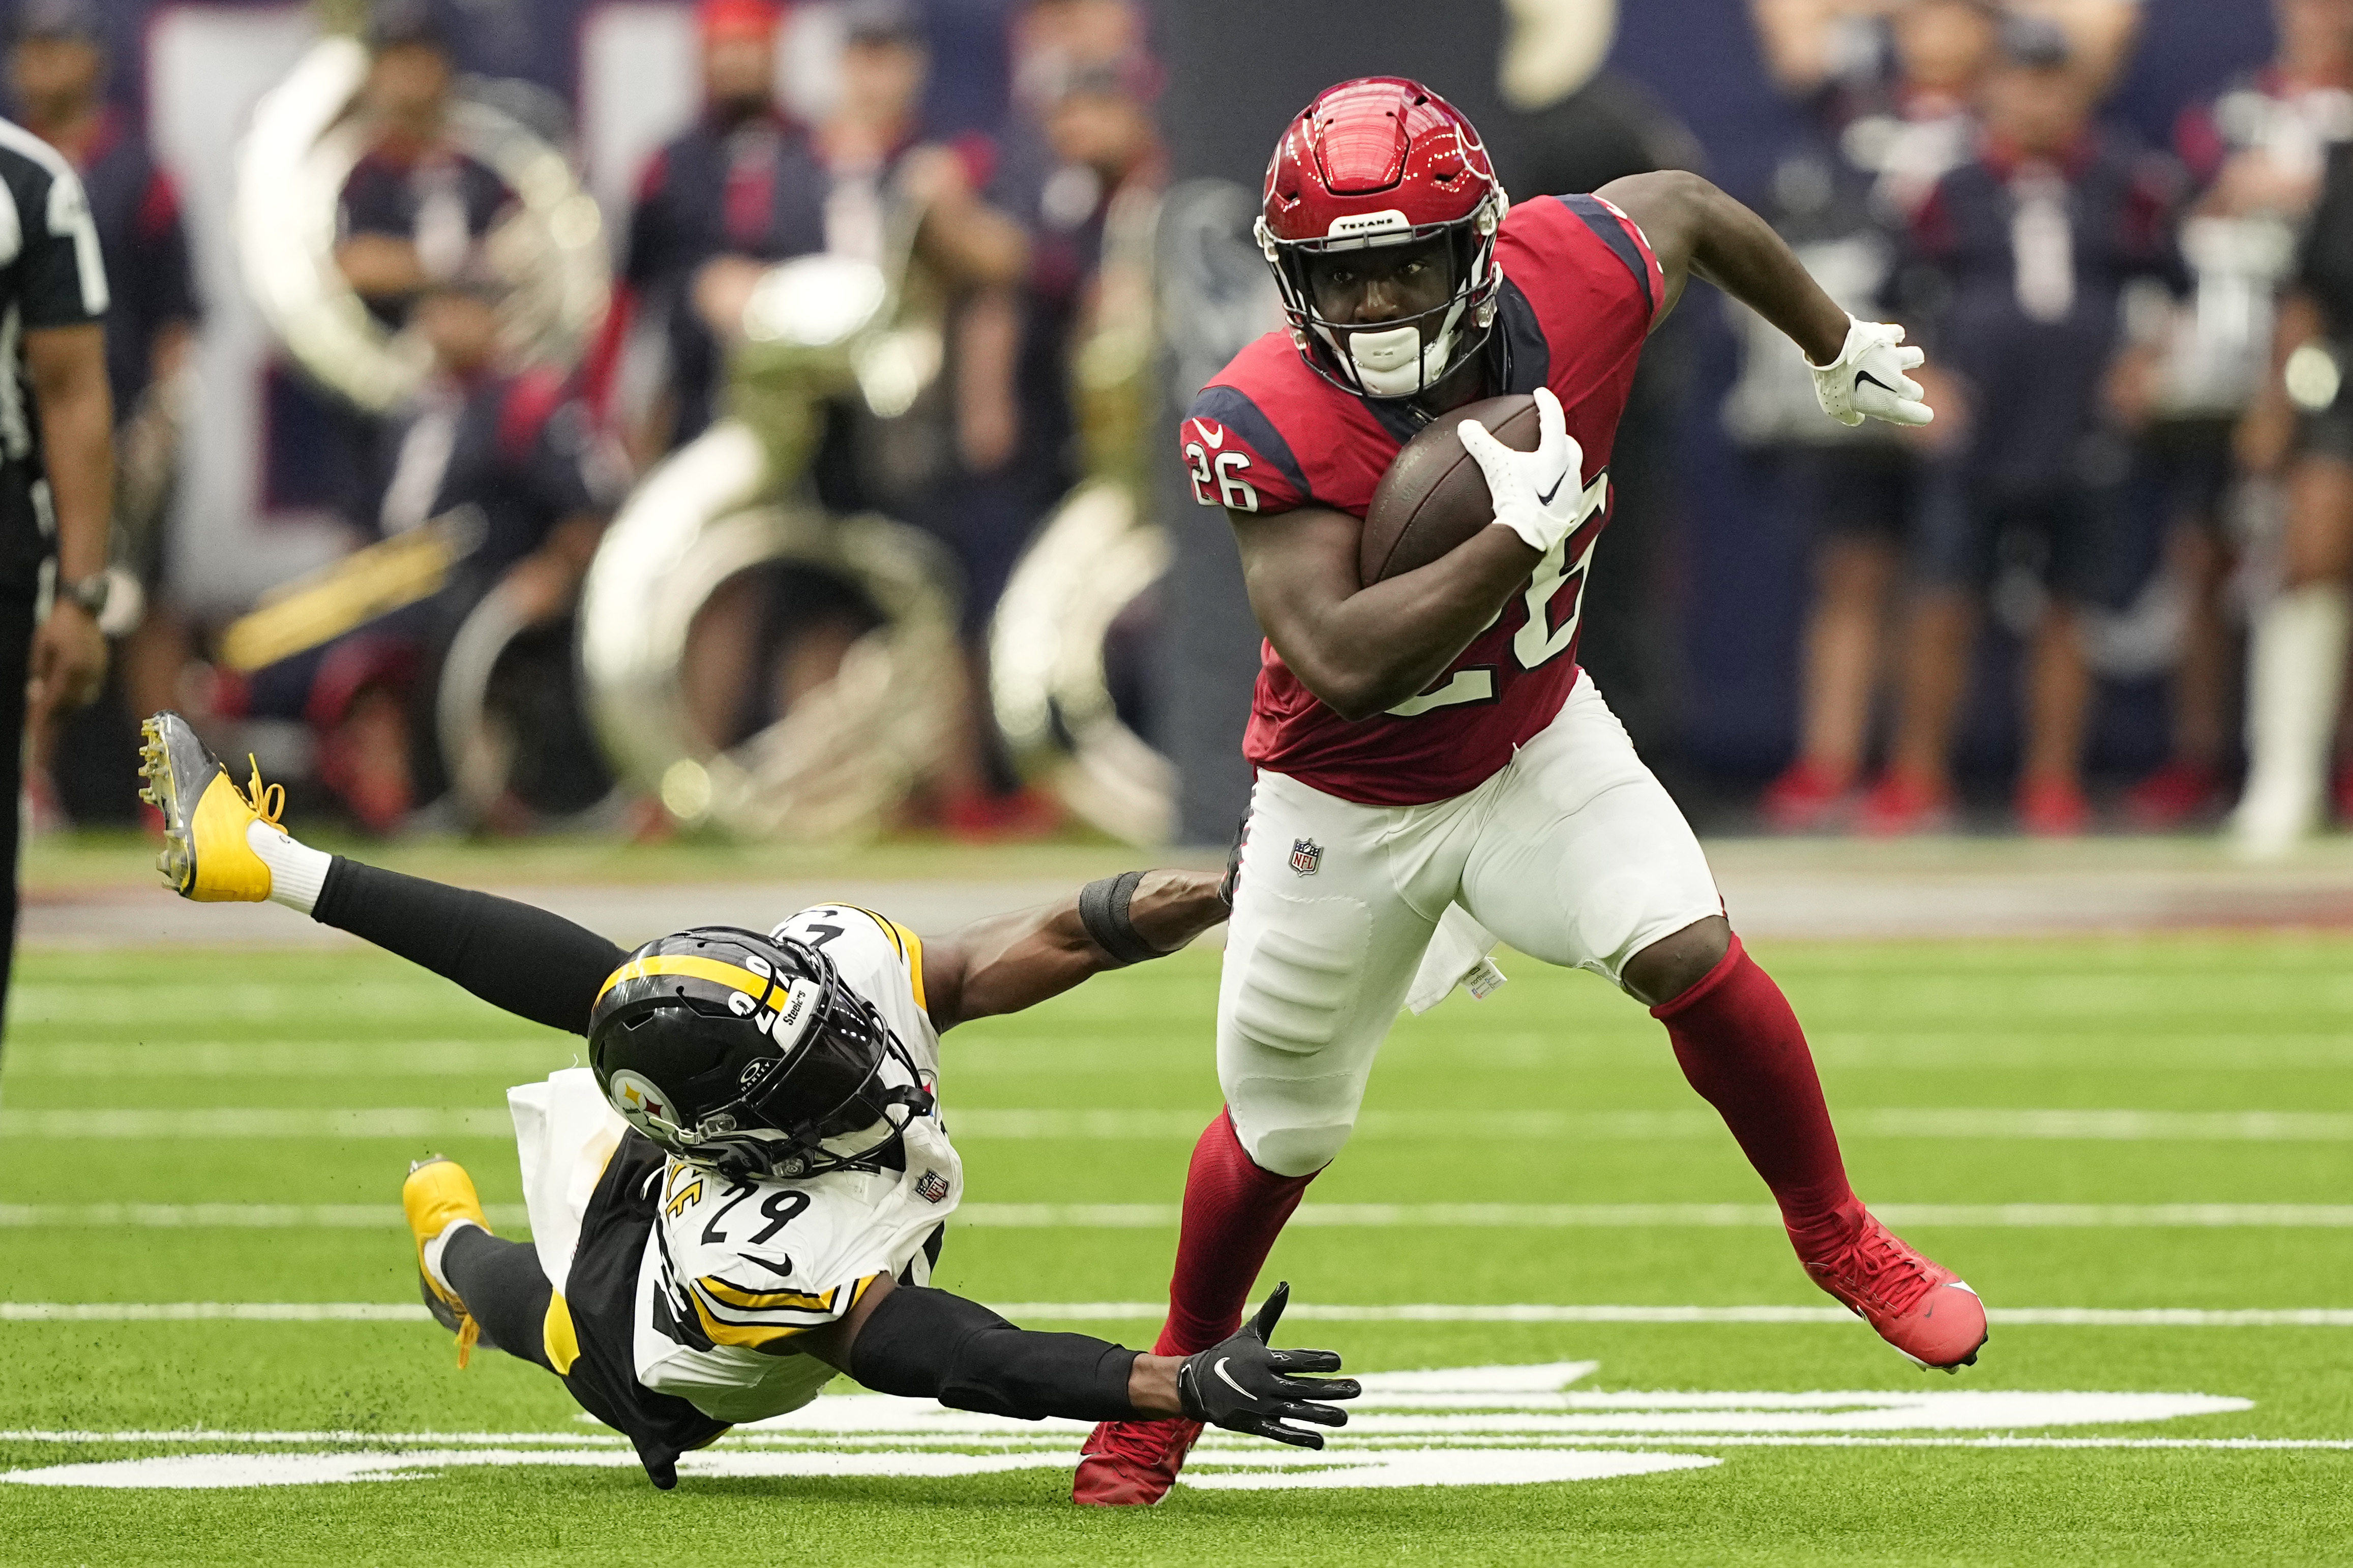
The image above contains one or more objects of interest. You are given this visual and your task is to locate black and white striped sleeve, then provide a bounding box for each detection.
[0,120,108,328]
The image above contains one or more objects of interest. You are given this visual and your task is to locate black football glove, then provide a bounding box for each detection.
[1175,1282,1359,1449]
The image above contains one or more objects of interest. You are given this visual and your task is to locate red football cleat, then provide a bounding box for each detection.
[1801,1206,1987,1371]
[1858,770,1954,836]
[2125,761,2224,829]
[1760,759,1854,832]
[1072,1416,1204,1506]
[2016,775,2091,837]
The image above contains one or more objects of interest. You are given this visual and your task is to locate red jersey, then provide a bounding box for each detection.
[1180,192,1664,806]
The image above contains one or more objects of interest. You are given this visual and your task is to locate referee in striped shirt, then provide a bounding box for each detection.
[0,100,111,1042]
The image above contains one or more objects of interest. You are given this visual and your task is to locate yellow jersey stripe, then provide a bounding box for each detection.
[597,954,775,1006]
[542,1291,581,1374]
[901,926,927,1014]
[698,1276,841,1314]
[838,904,928,1015]
[688,1287,807,1349]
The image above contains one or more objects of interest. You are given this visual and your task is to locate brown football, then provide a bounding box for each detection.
[1359,393,1541,585]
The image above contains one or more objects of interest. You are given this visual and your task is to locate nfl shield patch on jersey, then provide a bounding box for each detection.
[914,1169,950,1204]
[1289,838,1323,876]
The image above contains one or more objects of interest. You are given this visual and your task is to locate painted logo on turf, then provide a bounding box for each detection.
[1289,838,1323,876]
[0,1363,2257,1491]
[914,1169,949,1204]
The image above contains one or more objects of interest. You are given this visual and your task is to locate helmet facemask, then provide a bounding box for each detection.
[591,930,937,1183]
[1257,191,1505,400]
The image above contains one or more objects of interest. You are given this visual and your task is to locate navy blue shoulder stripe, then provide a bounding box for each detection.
[1188,382,1313,506]
[1494,277,1550,396]
[1554,193,1653,314]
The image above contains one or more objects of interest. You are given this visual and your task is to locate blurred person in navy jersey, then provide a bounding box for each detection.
[235,258,623,834]
[2230,55,2353,855]
[617,0,824,458]
[7,0,199,824]
[1863,18,2183,835]
[2112,0,2353,833]
[1744,0,1998,830]
[335,0,516,329]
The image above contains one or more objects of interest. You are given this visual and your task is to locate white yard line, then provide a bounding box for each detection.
[0,1204,532,1229]
[0,1426,2347,1453]
[7,1200,2353,1228]
[7,1302,2352,1326]
[10,1107,2353,1141]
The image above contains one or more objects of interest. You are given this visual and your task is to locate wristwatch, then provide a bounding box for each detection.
[58,572,110,618]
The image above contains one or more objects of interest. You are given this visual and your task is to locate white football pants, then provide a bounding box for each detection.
[1218,673,1724,1176]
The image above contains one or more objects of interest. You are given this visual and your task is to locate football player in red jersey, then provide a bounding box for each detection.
[1078,77,1977,1507]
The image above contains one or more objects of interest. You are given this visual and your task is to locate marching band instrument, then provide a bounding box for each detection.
[578,248,959,840]
[988,178,1177,844]
[233,33,608,412]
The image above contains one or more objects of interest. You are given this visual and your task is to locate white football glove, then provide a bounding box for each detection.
[1457,385,1587,555]
[1808,315,1934,428]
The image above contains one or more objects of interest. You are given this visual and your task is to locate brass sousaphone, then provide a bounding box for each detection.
[577,232,960,840]
[234,32,608,412]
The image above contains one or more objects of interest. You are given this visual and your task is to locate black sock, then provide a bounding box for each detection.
[441,1226,557,1372]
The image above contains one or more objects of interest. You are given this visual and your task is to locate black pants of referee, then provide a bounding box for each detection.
[0,592,35,1054]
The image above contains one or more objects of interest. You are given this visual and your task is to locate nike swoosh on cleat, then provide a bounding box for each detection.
[1213,1356,1253,1399]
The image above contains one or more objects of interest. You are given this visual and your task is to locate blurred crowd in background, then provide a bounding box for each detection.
[8,0,2349,849]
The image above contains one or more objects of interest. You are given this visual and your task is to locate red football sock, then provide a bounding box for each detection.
[1651,933,1860,1258]
[1150,1107,1318,1358]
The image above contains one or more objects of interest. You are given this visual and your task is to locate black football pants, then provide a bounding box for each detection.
[0,593,36,1061]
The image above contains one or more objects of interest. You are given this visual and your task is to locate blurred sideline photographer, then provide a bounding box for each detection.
[0,95,111,1041]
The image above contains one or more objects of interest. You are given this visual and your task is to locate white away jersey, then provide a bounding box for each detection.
[629,904,964,1424]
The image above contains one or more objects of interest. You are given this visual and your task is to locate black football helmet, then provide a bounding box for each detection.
[587,926,932,1180]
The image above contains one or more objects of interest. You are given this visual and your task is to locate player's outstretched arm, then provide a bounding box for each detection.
[805,1275,1358,1446]
[918,868,1229,1031]
[1229,501,1544,721]
[1599,170,1933,428]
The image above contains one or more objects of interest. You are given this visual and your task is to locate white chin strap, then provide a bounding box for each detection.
[1343,302,1466,396]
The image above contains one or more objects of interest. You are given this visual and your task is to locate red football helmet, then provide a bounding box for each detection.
[1256,77,1509,399]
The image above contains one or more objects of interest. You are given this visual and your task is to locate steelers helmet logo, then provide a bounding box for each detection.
[607,1070,677,1133]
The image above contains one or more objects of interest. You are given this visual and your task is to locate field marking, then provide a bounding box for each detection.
[9,1200,2353,1229]
[9,1302,2353,1327]
[0,1370,2283,1491]
[955,1202,2353,1229]
[13,1106,2353,1141]
[0,1204,531,1229]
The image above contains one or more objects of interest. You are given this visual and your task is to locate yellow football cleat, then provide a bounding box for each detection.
[135,711,281,903]
[404,1156,490,1368]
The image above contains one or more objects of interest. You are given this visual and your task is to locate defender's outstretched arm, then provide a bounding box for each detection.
[918,868,1231,1031]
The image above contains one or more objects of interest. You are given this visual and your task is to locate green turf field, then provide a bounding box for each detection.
[4,924,2350,1565]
